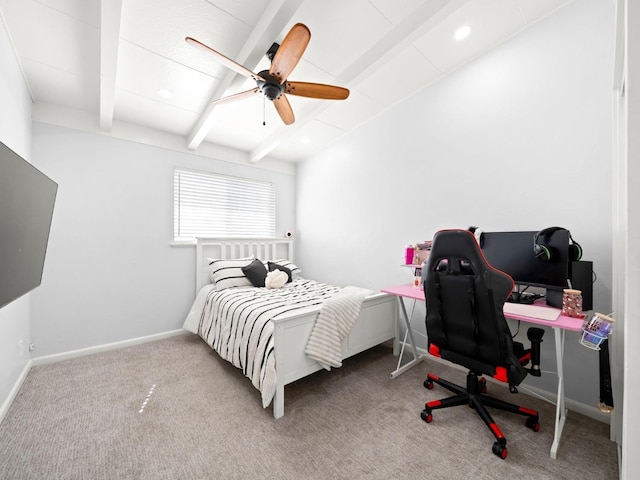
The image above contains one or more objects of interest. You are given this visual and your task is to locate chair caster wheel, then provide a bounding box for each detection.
[423,379,434,390]
[509,385,518,394]
[492,442,508,459]
[526,417,540,432]
[420,409,433,423]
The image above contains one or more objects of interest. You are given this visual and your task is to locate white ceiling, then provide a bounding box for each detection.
[0,0,573,165]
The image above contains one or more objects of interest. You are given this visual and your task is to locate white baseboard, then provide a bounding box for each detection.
[0,359,32,426]
[398,341,611,425]
[31,329,188,366]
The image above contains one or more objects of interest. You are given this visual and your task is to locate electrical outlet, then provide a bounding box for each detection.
[28,342,35,352]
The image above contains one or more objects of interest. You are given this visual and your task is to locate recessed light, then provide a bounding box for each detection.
[300,136,311,144]
[157,88,173,99]
[454,25,471,41]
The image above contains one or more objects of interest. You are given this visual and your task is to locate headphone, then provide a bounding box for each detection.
[468,226,484,247]
[533,227,582,262]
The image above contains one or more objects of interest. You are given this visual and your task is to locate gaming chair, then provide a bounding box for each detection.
[421,229,544,459]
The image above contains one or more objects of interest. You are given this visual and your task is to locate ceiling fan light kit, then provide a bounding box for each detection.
[186,23,349,125]
[256,71,285,101]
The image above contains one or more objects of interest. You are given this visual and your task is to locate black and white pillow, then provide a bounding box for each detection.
[208,257,254,290]
[270,259,302,279]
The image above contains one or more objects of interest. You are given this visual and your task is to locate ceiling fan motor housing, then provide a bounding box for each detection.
[257,70,285,100]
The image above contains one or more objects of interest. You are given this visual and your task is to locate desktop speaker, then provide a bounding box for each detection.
[546,261,593,310]
[571,260,593,311]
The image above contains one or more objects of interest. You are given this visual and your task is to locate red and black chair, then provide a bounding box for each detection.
[421,229,544,459]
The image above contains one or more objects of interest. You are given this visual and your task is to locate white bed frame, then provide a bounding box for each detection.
[195,237,398,418]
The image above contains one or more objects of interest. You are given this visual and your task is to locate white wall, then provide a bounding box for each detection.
[29,123,296,356]
[0,14,35,416]
[617,0,640,475]
[296,0,614,409]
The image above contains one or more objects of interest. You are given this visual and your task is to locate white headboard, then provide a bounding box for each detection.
[195,237,294,294]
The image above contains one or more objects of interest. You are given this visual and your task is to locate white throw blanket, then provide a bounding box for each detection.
[305,286,371,370]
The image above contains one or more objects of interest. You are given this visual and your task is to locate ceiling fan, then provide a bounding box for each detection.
[185,23,349,125]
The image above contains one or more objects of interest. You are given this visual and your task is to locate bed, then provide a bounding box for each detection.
[182,237,398,418]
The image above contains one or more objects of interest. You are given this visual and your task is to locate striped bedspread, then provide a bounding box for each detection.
[183,279,361,409]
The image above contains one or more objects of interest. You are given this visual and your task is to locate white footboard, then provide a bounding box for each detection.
[271,292,398,418]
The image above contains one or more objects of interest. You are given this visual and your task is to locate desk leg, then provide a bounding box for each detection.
[389,296,426,379]
[550,327,567,459]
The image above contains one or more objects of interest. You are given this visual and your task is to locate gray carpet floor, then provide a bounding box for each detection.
[0,334,619,479]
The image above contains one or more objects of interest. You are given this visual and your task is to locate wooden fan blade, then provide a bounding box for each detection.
[269,23,311,84]
[211,88,260,106]
[285,81,350,100]
[185,37,264,81]
[273,95,295,125]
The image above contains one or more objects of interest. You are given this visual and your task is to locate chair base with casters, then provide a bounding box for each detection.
[420,370,540,459]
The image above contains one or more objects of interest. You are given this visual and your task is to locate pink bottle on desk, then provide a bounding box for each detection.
[405,245,414,265]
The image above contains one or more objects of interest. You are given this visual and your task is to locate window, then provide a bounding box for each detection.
[173,168,275,242]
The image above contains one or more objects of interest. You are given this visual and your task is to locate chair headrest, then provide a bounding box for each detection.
[427,228,514,294]
[428,229,485,267]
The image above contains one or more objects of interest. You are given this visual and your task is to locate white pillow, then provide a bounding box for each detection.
[265,270,288,289]
[208,257,254,290]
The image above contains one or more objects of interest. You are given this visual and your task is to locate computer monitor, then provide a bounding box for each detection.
[480,230,570,291]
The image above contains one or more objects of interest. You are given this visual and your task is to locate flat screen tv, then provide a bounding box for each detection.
[0,140,57,309]
[480,230,570,291]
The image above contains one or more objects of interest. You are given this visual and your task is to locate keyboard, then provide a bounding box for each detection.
[503,302,560,321]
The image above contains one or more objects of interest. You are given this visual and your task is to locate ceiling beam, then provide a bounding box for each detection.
[186,0,305,151]
[249,0,470,163]
[99,0,122,131]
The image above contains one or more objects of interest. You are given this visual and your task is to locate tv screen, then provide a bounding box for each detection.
[0,140,57,309]
[480,230,570,290]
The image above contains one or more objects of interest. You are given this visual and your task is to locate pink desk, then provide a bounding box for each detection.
[381,283,584,459]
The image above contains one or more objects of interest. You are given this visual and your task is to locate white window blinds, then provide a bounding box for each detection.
[174,168,275,242]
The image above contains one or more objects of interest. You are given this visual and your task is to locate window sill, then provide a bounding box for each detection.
[170,241,196,247]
